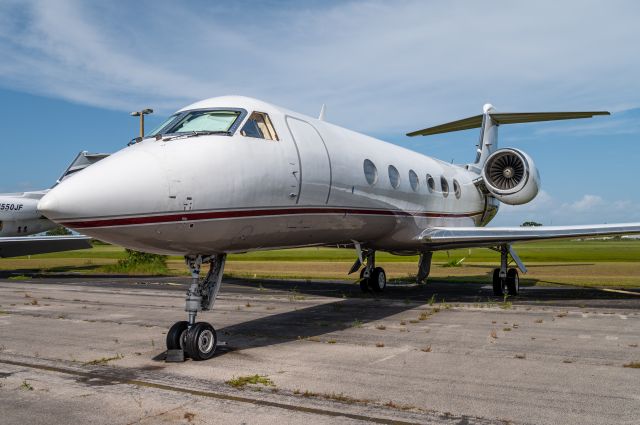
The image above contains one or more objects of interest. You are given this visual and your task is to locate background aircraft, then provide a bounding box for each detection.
[0,151,108,258]
[37,96,640,360]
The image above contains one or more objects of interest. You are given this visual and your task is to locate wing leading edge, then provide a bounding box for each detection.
[0,235,93,258]
[419,223,640,250]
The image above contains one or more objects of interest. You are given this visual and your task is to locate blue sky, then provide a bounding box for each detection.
[1,0,639,226]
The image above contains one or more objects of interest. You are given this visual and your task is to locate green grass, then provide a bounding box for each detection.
[6,239,640,263]
[1,240,640,287]
[83,353,124,366]
[226,374,274,389]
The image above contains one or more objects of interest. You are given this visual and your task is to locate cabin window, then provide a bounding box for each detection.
[426,174,435,193]
[388,165,400,189]
[241,112,279,141]
[363,159,378,185]
[440,176,449,198]
[409,170,419,192]
[453,179,461,199]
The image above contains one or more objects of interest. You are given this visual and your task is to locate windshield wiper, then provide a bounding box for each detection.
[160,130,231,141]
[187,130,231,137]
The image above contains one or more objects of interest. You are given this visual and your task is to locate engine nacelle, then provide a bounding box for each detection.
[481,148,540,205]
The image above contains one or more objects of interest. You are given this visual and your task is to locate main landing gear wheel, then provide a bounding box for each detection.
[359,266,387,292]
[492,268,520,296]
[369,267,387,292]
[492,268,504,296]
[359,268,369,292]
[506,268,519,296]
[166,321,189,351]
[184,322,218,361]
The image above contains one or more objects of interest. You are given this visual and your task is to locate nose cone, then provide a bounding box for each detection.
[38,146,169,224]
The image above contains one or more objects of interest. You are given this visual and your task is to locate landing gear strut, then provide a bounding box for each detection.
[166,254,226,361]
[355,249,386,293]
[491,244,521,296]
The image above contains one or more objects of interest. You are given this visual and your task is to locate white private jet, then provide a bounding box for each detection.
[37,96,640,360]
[0,151,108,258]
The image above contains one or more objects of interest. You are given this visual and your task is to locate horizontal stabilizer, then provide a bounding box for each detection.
[407,111,609,137]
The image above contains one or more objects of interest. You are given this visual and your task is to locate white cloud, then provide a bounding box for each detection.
[0,1,640,133]
[564,194,605,211]
[492,191,640,226]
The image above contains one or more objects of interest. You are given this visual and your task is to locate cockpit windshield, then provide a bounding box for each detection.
[148,114,178,137]
[148,109,243,137]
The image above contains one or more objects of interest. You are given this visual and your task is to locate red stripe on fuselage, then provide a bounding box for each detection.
[60,207,484,229]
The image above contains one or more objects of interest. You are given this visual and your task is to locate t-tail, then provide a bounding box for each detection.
[407,105,609,206]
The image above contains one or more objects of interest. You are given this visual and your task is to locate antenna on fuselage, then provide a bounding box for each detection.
[318,104,326,121]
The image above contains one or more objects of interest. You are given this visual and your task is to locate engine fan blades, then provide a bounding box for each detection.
[487,152,525,190]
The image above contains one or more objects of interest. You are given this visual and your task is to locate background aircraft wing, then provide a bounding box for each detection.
[56,151,110,185]
[0,235,92,258]
[419,223,640,250]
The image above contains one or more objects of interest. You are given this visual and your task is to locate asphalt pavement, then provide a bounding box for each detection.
[0,275,638,424]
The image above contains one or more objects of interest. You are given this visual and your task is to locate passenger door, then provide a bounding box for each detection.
[285,117,332,205]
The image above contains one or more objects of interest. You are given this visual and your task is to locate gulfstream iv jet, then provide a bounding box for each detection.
[37,96,640,360]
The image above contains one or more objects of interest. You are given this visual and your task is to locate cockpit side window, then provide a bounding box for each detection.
[148,114,178,137]
[241,112,279,141]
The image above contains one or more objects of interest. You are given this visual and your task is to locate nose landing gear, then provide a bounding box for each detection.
[166,254,226,361]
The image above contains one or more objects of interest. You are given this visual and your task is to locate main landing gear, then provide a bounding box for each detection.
[491,244,525,297]
[349,246,387,292]
[166,254,226,361]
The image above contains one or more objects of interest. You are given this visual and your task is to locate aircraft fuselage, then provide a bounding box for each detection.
[39,96,495,255]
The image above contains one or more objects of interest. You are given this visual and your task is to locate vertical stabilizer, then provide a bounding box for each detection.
[473,103,498,171]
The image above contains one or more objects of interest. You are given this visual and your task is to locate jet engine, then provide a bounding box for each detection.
[481,148,540,205]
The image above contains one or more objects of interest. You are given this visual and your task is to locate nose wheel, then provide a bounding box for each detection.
[166,321,189,350]
[184,322,218,360]
[166,254,226,362]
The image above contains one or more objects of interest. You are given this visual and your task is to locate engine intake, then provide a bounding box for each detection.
[481,148,539,205]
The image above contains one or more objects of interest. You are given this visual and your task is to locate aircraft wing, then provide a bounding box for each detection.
[0,235,92,258]
[419,223,640,250]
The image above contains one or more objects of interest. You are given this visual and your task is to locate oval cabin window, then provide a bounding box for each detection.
[426,174,435,193]
[388,165,400,189]
[453,179,461,199]
[409,170,419,192]
[440,176,449,198]
[363,159,378,186]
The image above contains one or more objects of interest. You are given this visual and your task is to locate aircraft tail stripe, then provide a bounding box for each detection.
[60,207,484,229]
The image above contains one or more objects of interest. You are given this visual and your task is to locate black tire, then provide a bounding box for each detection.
[492,268,505,296]
[506,268,519,296]
[359,268,370,292]
[166,321,189,350]
[369,267,386,292]
[184,322,217,361]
